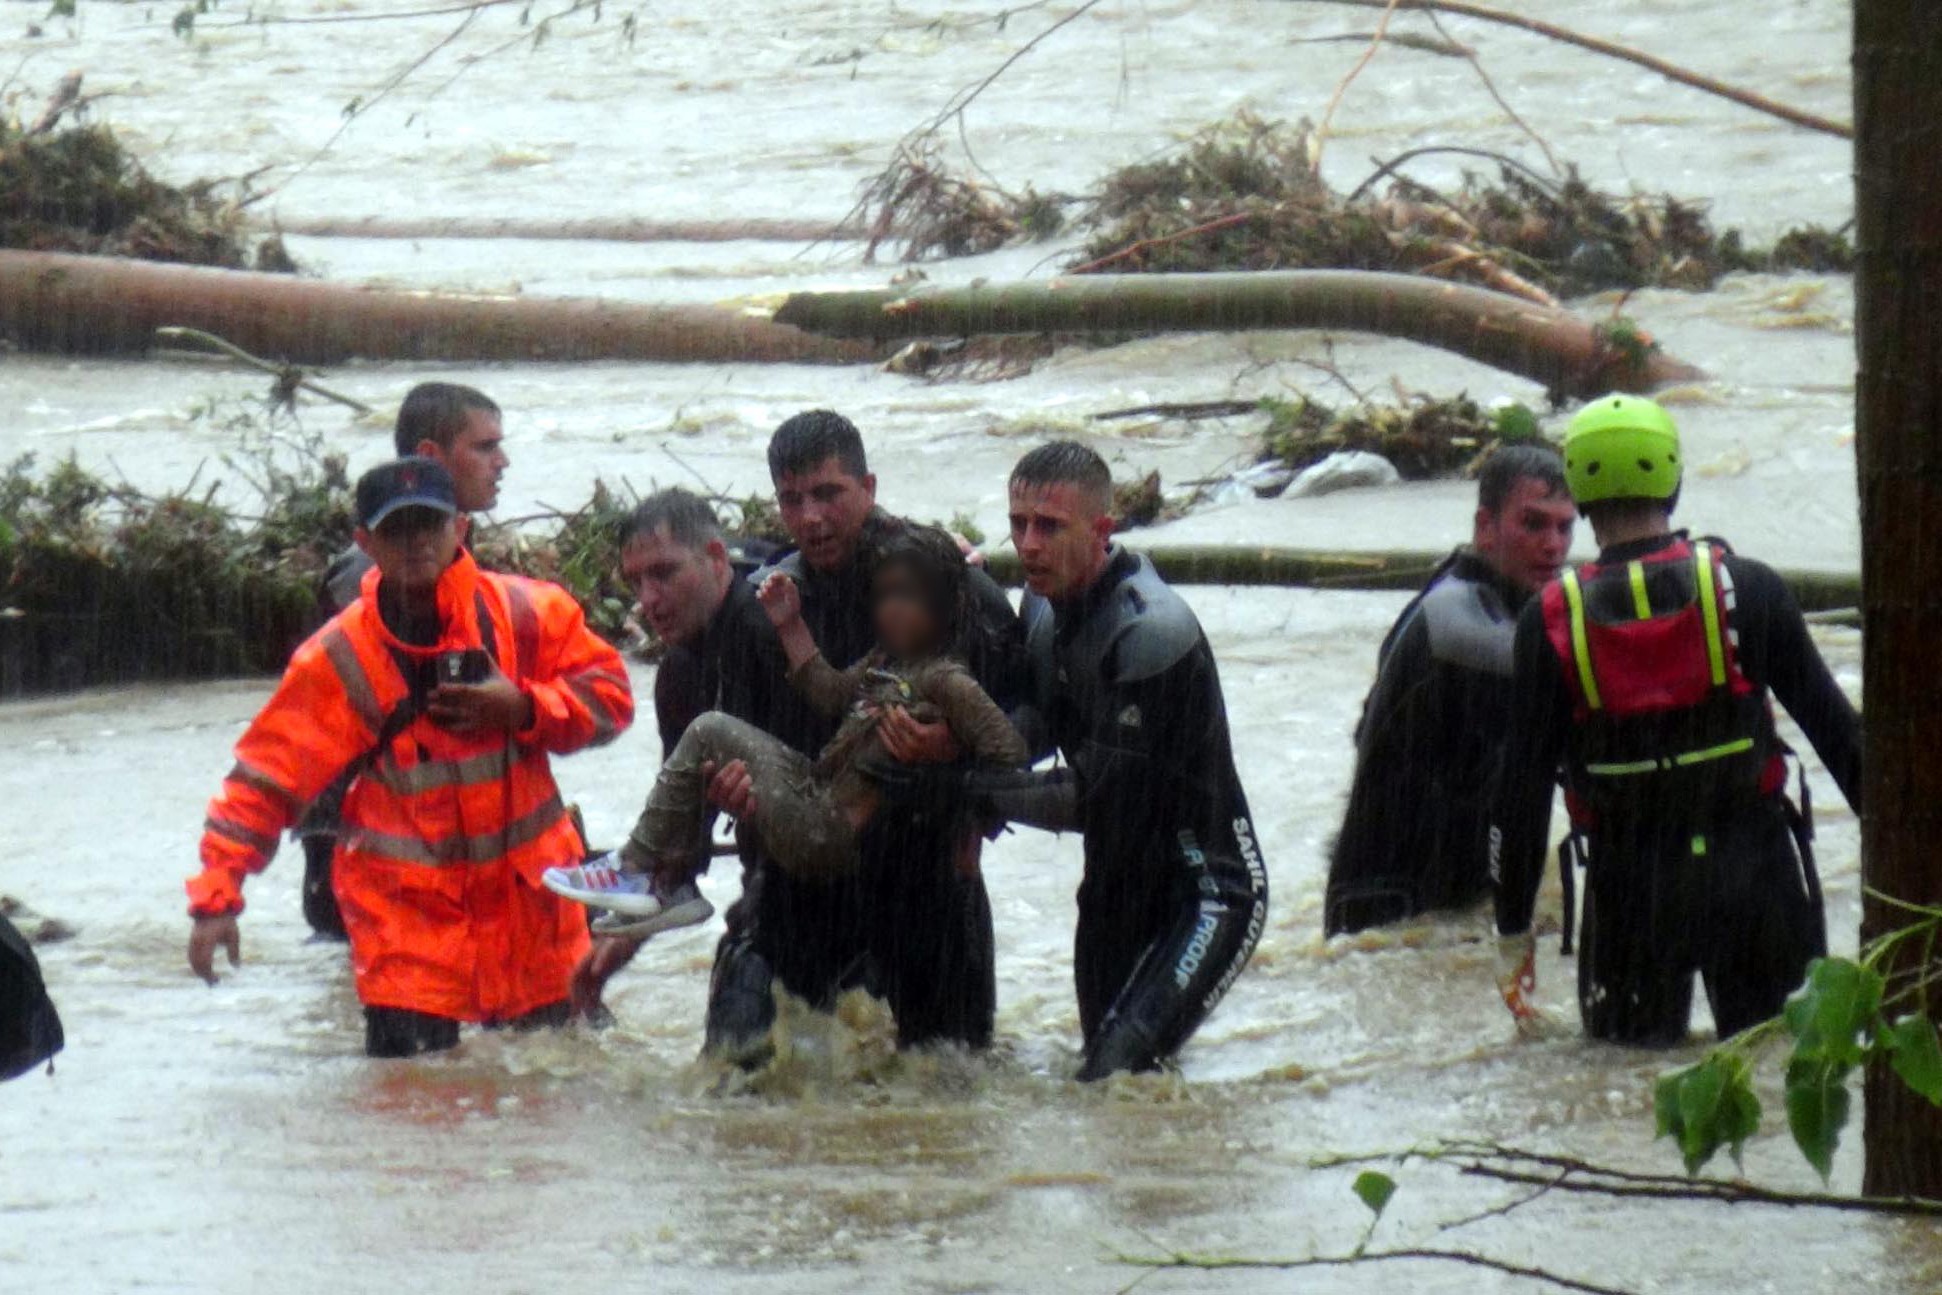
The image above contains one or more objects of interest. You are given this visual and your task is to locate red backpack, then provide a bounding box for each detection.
[1540,537,1786,831]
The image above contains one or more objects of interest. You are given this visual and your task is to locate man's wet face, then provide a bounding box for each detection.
[1476,477,1577,594]
[774,457,876,573]
[1009,480,1111,600]
[418,410,507,514]
[622,527,725,648]
[364,508,463,594]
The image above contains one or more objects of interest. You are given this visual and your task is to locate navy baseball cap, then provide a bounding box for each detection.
[356,457,458,529]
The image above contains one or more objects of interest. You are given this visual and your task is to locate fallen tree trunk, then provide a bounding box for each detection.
[0,249,875,365]
[776,270,1705,397]
[983,545,1859,611]
[265,215,863,244]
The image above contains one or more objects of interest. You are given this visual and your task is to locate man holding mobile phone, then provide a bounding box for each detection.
[185,459,634,1057]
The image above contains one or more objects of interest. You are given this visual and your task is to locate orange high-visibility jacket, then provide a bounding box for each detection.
[189,551,634,1021]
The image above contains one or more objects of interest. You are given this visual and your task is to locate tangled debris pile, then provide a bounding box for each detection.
[1258,391,1541,480]
[1072,113,1852,300]
[859,138,1066,262]
[0,77,293,269]
[858,112,1851,298]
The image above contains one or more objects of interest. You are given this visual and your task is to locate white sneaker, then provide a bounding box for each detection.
[590,881,715,939]
[542,855,656,913]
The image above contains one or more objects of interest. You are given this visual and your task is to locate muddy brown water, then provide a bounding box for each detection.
[0,1,1921,1290]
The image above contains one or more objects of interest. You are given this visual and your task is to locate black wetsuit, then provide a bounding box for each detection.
[1326,549,1530,934]
[1492,534,1861,1044]
[692,518,1027,1055]
[995,548,1268,1079]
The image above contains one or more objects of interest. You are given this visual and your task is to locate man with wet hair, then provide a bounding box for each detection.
[302,382,513,938]
[567,487,817,1014]
[978,440,1267,1080]
[701,410,1027,1061]
[1324,444,1576,934]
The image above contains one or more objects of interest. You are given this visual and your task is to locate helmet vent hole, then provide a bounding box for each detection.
[1639,458,1654,472]
[1586,462,1601,476]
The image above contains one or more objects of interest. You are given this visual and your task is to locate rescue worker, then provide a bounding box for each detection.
[979,441,1268,1080]
[302,382,510,939]
[187,458,633,1057]
[1491,396,1861,1044]
[1325,445,1575,934]
[703,411,1027,1059]
[567,488,818,1017]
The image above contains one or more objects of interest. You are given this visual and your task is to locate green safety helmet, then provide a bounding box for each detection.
[1561,394,1682,504]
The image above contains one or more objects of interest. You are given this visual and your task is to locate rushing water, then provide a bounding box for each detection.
[1,1,1917,1291]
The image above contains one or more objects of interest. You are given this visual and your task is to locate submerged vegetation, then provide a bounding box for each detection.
[0,82,292,269]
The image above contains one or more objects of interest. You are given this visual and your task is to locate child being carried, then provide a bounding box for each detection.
[543,524,1026,938]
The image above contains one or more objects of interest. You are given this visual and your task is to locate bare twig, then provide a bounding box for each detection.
[1345,144,1558,203]
[1121,1246,1635,1295]
[198,0,524,26]
[1283,0,1853,139]
[1311,0,1404,174]
[153,327,375,414]
[263,5,484,199]
[1067,210,1256,274]
[1456,1162,1942,1217]
[1423,8,1560,173]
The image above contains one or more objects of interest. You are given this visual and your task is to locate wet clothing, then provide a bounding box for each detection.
[192,551,634,1029]
[629,655,1024,883]
[1492,533,1860,1043]
[1325,549,1530,934]
[999,548,1268,1080]
[688,517,1027,1054]
[294,544,373,938]
[0,914,63,1081]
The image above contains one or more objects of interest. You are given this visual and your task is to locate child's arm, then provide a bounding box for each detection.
[758,570,861,718]
[924,664,1029,767]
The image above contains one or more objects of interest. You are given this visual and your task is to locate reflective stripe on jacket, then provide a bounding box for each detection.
[190,551,633,1019]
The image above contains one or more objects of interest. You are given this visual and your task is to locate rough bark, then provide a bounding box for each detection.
[0,249,875,365]
[775,271,1704,397]
[1854,0,1942,1198]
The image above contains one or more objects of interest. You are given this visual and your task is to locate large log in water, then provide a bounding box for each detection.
[776,271,1705,396]
[0,249,875,365]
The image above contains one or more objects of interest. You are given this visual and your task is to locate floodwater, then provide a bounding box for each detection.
[0,0,1914,1291]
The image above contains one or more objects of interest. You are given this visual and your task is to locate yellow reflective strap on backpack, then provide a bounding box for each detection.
[1672,737,1756,766]
[1694,542,1728,688]
[1562,569,1602,711]
[1584,757,1663,776]
[1628,561,1652,620]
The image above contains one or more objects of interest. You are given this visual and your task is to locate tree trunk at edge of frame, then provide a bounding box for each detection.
[1854,0,1942,1199]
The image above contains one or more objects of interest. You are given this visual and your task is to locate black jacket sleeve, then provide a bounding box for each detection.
[1726,556,1862,813]
[1492,601,1571,936]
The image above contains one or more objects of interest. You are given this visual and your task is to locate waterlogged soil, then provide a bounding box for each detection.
[0,0,1908,1291]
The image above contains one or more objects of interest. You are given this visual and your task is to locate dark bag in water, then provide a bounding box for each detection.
[0,914,64,1080]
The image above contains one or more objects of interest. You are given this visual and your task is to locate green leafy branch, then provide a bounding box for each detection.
[1655,901,1942,1181]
